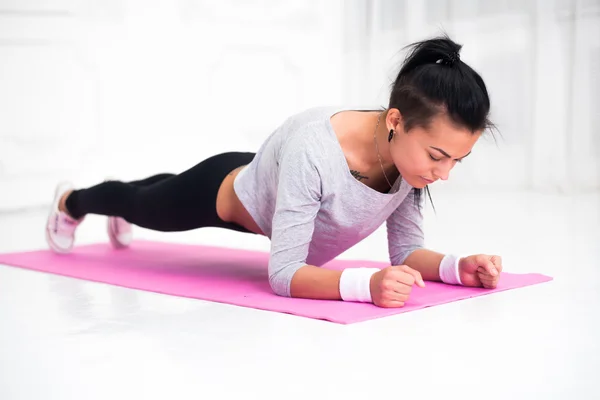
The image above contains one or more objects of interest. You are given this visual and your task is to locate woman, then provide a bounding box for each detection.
[45,35,503,308]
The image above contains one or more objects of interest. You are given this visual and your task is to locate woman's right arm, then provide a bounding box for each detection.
[268,131,423,306]
[266,131,326,298]
[289,265,344,300]
[290,264,425,307]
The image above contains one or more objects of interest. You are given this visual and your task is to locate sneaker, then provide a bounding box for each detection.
[45,181,83,253]
[104,177,133,248]
[107,215,132,248]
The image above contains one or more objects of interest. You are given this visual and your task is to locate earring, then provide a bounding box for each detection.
[388,129,394,142]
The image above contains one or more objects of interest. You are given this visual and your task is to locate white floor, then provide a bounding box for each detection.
[0,189,599,400]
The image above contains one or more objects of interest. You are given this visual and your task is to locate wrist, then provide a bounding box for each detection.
[339,267,380,302]
[439,254,464,285]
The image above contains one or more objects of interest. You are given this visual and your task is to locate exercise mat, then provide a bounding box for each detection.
[0,240,552,324]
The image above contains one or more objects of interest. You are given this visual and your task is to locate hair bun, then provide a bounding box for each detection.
[436,51,460,66]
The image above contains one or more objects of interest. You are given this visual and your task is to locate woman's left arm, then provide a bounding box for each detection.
[402,248,445,282]
[403,250,503,288]
[385,192,444,281]
[387,190,503,288]
[386,189,428,274]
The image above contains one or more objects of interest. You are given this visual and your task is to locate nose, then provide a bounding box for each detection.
[433,163,452,181]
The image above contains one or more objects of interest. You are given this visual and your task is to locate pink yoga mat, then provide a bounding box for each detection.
[0,240,552,324]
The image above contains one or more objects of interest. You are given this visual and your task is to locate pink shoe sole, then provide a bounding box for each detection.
[107,216,133,248]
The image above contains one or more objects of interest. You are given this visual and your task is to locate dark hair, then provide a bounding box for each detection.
[389,33,496,210]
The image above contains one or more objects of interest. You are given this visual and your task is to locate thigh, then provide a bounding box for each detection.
[134,152,255,232]
[129,173,175,187]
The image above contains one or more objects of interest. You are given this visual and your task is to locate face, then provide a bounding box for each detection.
[386,110,481,189]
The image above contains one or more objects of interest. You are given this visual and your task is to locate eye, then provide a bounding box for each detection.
[429,154,440,161]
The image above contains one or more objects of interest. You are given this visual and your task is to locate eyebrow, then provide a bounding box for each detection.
[430,146,472,160]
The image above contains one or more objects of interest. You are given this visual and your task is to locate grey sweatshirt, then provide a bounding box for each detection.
[233,106,424,296]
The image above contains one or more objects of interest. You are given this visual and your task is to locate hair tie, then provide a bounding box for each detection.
[448,51,460,64]
[435,51,460,66]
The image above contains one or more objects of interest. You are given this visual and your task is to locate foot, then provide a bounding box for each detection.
[45,181,83,253]
[107,215,132,248]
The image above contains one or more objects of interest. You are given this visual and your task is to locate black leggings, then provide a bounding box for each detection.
[65,152,256,233]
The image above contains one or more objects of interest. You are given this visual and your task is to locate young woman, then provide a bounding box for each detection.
[45,35,503,308]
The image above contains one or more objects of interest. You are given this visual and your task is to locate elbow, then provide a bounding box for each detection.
[268,272,290,297]
[268,261,305,298]
[393,245,423,265]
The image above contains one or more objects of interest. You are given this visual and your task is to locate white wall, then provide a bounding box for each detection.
[344,0,600,193]
[0,0,346,210]
[0,0,598,212]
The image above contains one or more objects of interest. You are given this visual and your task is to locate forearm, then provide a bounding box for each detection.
[402,248,445,282]
[289,265,343,300]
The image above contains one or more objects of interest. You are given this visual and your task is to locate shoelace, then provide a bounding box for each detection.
[53,213,78,235]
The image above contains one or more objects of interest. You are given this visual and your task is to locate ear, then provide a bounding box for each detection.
[385,108,403,133]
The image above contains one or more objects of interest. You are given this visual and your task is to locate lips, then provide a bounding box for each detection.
[421,176,435,184]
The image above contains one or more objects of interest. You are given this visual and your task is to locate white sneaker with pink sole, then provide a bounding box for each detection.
[107,214,133,248]
[46,180,133,253]
[45,181,83,253]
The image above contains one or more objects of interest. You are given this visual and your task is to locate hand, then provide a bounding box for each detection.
[458,254,503,289]
[370,265,425,308]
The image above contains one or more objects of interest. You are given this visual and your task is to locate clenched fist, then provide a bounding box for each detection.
[369,265,425,308]
[459,254,503,289]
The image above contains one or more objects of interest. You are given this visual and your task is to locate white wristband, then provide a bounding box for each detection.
[339,268,380,302]
[439,254,464,285]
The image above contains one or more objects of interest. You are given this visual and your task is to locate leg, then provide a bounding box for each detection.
[127,173,175,187]
[57,174,175,216]
[46,152,256,253]
[64,152,255,233]
[103,173,177,248]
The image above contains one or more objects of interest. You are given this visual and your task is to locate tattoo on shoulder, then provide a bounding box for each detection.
[350,170,368,181]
